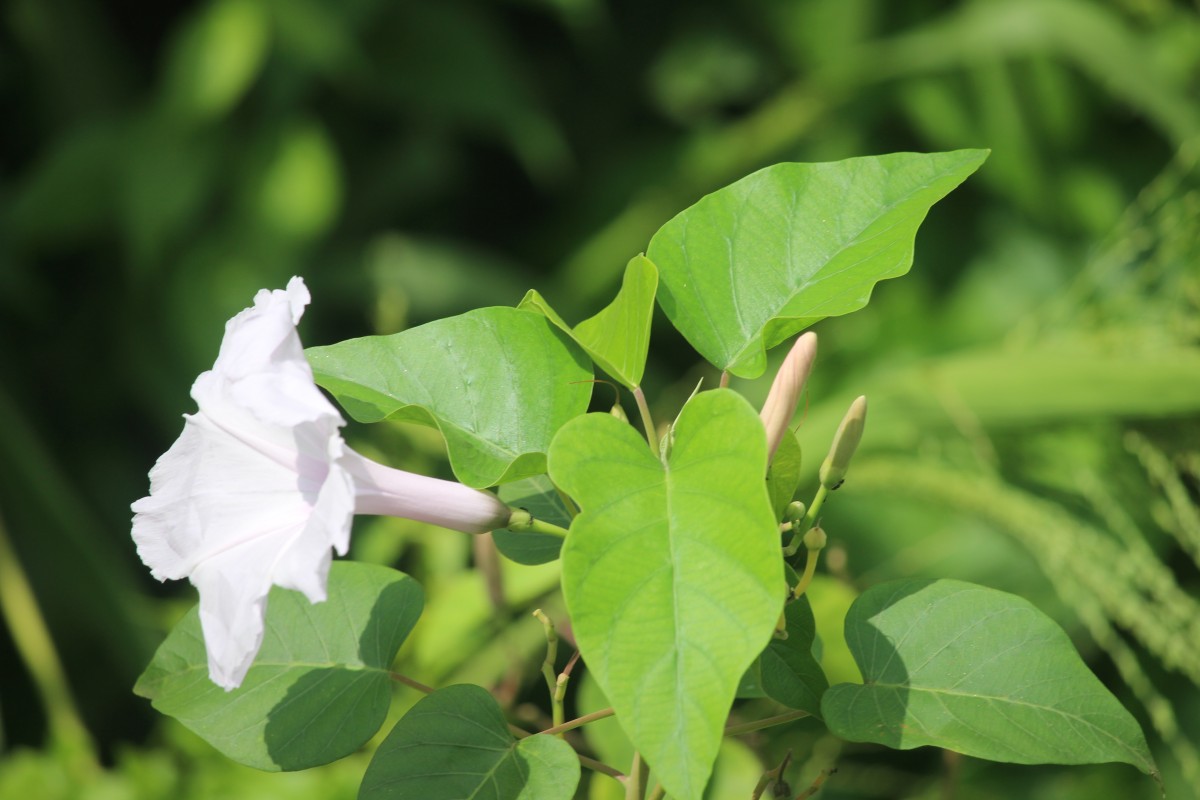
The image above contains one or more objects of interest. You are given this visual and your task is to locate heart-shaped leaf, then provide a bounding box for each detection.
[307,307,592,488]
[520,254,657,389]
[134,562,422,771]
[822,579,1157,777]
[359,684,580,800]
[760,596,828,717]
[549,389,784,798]
[648,150,988,378]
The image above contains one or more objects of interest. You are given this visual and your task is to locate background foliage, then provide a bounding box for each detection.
[1,0,1198,797]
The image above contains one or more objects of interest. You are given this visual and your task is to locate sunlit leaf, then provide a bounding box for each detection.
[307,307,592,488]
[134,563,422,771]
[520,254,657,389]
[549,389,784,798]
[648,150,988,378]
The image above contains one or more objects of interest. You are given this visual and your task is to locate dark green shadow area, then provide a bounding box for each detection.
[820,579,931,748]
[262,575,422,771]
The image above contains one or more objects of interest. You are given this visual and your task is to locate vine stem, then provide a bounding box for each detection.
[646,782,666,800]
[632,386,657,450]
[725,709,810,736]
[540,706,615,736]
[506,510,570,539]
[532,609,564,732]
[792,547,820,599]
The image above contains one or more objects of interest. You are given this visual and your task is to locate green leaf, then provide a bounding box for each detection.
[822,579,1157,777]
[647,150,989,378]
[765,428,802,519]
[759,596,828,717]
[359,684,580,800]
[549,389,784,798]
[307,307,592,488]
[520,255,658,389]
[493,476,571,564]
[134,563,422,771]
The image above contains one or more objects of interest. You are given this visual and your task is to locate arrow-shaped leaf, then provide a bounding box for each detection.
[549,389,784,798]
[648,150,988,378]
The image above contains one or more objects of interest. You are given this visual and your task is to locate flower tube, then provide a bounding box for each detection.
[131,277,511,689]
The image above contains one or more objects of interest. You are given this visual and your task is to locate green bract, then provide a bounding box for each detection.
[134,563,422,771]
[648,150,989,378]
[307,306,592,488]
[822,579,1158,777]
[549,389,783,798]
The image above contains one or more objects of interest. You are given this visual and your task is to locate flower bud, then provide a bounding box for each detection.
[803,525,827,552]
[759,333,817,463]
[784,500,807,530]
[819,395,867,490]
[610,402,629,423]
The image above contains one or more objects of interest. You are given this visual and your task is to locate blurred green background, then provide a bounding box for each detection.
[1,0,1198,797]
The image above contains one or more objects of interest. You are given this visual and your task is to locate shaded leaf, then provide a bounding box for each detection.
[134,563,422,771]
[307,307,592,488]
[822,579,1157,776]
[549,389,783,798]
[359,684,579,800]
[760,596,828,717]
[647,150,988,377]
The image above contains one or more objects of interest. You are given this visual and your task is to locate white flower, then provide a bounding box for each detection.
[132,277,511,690]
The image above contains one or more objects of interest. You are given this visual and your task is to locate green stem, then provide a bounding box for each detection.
[647,783,666,800]
[632,386,657,451]
[792,548,820,599]
[540,706,615,737]
[579,754,625,781]
[0,511,96,770]
[626,751,648,800]
[725,709,810,736]
[389,671,436,694]
[532,609,564,733]
[506,510,570,539]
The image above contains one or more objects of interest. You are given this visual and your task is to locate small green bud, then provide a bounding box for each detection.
[803,525,827,551]
[819,395,867,490]
[610,402,629,423]
[784,500,807,530]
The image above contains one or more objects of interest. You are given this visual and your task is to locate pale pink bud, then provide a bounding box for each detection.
[759,332,817,463]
